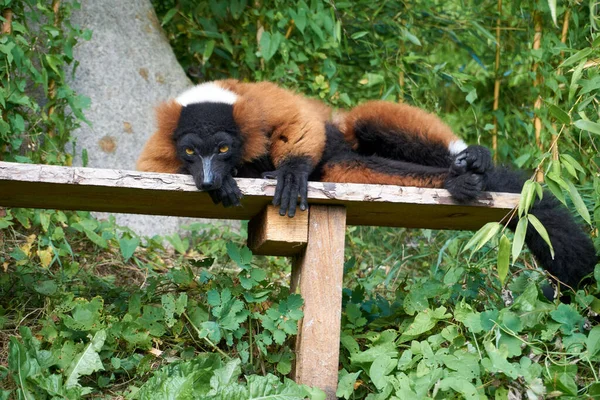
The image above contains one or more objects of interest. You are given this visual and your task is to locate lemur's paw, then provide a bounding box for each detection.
[208,175,242,207]
[262,157,312,217]
[451,145,492,175]
[445,172,484,202]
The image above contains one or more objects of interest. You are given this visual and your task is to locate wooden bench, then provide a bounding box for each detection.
[0,161,520,399]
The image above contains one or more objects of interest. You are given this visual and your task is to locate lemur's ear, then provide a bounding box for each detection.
[136,100,182,173]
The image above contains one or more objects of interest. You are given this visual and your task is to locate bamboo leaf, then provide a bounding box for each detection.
[560,154,585,173]
[546,103,571,124]
[518,180,536,217]
[512,218,528,263]
[567,180,592,224]
[527,214,555,259]
[559,47,592,68]
[573,119,600,136]
[471,21,497,45]
[547,0,558,27]
[498,235,511,286]
[464,222,501,254]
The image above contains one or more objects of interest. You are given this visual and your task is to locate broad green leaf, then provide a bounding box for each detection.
[439,377,479,399]
[574,119,600,136]
[119,236,139,261]
[547,103,570,124]
[65,330,106,387]
[497,234,510,286]
[482,342,519,379]
[527,214,555,259]
[586,326,600,357]
[369,354,396,391]
[550,303,583,334]
[567,180,591,224]
[336,370,361,399]
[511,217,528,264]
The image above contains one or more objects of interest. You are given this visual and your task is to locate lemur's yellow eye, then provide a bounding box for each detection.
[219,145,229,153]
[185,148,194,155]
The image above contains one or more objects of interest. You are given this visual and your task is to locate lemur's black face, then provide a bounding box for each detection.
[174,103,243,191]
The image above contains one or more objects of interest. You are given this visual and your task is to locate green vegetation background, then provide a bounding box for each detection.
[1,0,600,398]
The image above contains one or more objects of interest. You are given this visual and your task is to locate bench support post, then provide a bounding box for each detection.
[291,205,346,399]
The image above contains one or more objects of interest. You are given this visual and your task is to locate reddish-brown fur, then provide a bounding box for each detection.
[217,80,330,166]
[137,81,458,190]
[321,163,447,188]
[340,100,459,150]
[137,100,182,173]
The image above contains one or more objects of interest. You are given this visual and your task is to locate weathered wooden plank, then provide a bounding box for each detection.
[292,205,346,399]
[247,205,308,256]
[0,162,520,230]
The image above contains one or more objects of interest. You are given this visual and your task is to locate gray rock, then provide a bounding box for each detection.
[68,0,226,237]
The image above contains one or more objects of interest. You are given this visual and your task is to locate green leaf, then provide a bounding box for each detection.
[401,27,421,46]
[559,47,593,68]
[369,355,396,391]
[336,370,361,399]
[567,180,591,224]
[137,355,221,398]
[518,180,536,217]
[482,341,519,379]
[497,234,510,286]
[439,377,479,399]
[573,119,600,136]
[471,21,497,44]
[119,236,139,261]
[512,218,528,263]
[527,214,555,259]
[586,326,600,357]
[65,330,106,387]
[550,303,583,334]
[161,7,178,25]
[464,222,501,253]
[547,0,558,27]
[259,31,283,62]
[546,103,570,124]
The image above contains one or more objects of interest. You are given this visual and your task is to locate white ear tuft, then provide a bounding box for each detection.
[176,82,238,106]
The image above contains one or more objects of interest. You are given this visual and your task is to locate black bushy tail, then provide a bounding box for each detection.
[483,167,597,289]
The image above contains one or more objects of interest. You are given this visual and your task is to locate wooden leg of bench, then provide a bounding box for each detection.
[292,205,346,399]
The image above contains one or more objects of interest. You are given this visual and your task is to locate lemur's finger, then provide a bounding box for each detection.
[299,174,309,211]
[279,174,293,216]
[208,189,222,205]
[286,175,300,218]
[273,176,284,207]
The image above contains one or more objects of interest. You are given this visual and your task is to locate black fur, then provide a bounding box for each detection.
[262,156,312,217]
[353,121,454,168]
[174,103,245,206]
[483,167,597,289]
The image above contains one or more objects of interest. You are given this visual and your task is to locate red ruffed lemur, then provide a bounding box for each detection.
[137,79,597,292]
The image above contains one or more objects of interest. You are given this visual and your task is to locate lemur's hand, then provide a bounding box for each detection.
[262,157,312,217]
[451,145,492,175]
[208,175,243,207]
[445,145,492,201]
